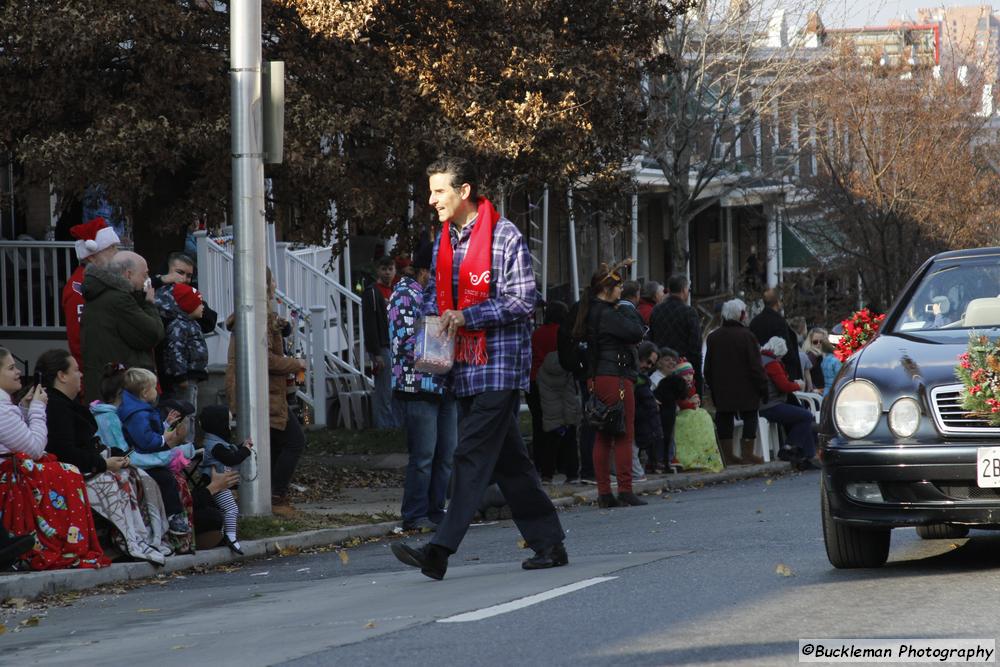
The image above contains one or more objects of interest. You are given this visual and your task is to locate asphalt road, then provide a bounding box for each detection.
[6,468,1000,666]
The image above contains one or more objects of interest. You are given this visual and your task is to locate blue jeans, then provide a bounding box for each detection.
[760,402,816,458]
[399,394,458,524]
[373,348,400,429]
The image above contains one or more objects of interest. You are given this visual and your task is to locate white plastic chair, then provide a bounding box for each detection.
[794,391,823,424]
[755,416,780,462]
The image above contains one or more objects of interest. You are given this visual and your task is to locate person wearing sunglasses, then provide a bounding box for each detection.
[801,327,829,395]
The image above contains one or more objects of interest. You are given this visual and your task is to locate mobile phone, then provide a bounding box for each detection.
[32,370,43,387]
[166,418,182,432]
[123,447,135,457]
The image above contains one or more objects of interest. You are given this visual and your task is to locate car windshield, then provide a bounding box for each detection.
[893,259,1000,334]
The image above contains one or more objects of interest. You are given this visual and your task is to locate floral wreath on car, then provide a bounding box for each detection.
[833,308,886,362]
[956,333,1000,425]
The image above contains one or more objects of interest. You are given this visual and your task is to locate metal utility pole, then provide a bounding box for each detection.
[230,0,272,515]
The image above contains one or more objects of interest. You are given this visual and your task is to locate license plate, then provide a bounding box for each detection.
[978,447,1000,488]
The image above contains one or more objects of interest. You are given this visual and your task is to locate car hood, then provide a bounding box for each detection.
[851,333,965,393]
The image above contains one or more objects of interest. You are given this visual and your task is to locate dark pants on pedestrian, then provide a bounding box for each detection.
[658,406,676,467]
[715,410,759,441]
[536,425,579,480]
[431,389,565,555]
[270,413,306,497]
[525,381,544,464]
[144,466,183,516]
[399,394,458,524]
[760,403,815,457]
[578,379,596,478]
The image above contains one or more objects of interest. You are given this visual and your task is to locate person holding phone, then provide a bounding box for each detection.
[0,347,110,570]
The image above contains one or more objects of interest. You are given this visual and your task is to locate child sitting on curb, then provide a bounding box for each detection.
[199,405,253,555]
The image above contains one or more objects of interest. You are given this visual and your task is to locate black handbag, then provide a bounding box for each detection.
[584,382,625,435]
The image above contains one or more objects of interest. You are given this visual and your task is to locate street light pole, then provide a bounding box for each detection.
[231,0,272,515]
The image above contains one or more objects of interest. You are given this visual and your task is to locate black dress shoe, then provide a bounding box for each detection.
[597,494,620,508]
[617,491,648,506]
[0,533,35,570]
[222,535,244,555]
[390,542,448,580]
[522,543,569,570]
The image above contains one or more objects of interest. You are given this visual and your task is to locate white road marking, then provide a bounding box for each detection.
[436,576,618,623]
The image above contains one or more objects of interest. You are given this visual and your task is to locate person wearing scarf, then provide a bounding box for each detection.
[390,156,566,580]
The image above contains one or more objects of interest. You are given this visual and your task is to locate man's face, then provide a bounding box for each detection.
[125,257,149,291]
[680,285,690,302]
[168,260,194,284]
[657,356,678,374]
[90,244,119,267]
[640,353,659,373]
[655,286,665,303]
[428,172,470,223]
[377,263,396,285]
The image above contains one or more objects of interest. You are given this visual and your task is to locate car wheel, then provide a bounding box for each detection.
[821,479,891,568]
[915,524,969,540]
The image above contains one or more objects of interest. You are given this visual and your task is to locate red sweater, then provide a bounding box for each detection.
[62,264,86,369]
[763,352,800,393]
[530,322,560,382]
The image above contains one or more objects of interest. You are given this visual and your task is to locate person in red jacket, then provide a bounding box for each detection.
[526,301,567,481]
[759,336,818,470]
[62,217,120,372]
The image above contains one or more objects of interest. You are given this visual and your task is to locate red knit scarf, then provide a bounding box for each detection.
[435,197,499,365]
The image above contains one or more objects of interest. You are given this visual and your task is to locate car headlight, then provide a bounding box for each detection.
[888,398,921,438]
[834,380,882,439]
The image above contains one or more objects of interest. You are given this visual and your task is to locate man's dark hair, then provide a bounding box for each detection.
[621,280,640,302]
[375,256,395,270]
[544,300,568,326]
[658,346,680,360]
[641,280,661,301]
[638,341,659,363]
[427,156,479,201]
[168,252,194,268]
[667,274,689,294]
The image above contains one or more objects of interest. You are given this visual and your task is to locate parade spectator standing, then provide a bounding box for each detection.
[802,327,829,394]
[62,217,120,373]
[618,278,648,482]
[634,342,663,474]
[530,301,570,482]
[704,299,767,466]
[574,262,646,508]
[650,274,703,396]
[391,156,566,580]
[225,269,307,517]
[153,252,219,333]
[558,300,597,484]
[760,336,819,470]
[788,316,814,392]
[749,288,803,381]
[821,340,843,390]
[363,256,400,429]
[80,251,164,402]
[161,283,209,412]
[388,242,457,532]
[637,281,663,325]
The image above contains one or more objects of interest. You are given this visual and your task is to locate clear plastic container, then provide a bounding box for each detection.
[414,316,455,374]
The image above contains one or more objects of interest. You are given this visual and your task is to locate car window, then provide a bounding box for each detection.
[893,261,1000,332]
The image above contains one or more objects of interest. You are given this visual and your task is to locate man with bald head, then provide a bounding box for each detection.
[81,250,165,401]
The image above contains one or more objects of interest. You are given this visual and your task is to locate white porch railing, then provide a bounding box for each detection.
[0,241,77,331]
[196,230,370,429]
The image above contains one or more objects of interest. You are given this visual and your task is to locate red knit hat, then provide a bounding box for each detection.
[69,217,120,261]
[173,283,203,314]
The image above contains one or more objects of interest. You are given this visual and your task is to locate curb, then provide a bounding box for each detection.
[0,462,787,602]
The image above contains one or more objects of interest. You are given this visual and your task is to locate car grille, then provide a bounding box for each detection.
[935,484,1000,500]
[930,384,1000,435]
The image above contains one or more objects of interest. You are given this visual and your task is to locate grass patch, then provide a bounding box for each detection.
[238,511,399,540]
[305,427,406,456]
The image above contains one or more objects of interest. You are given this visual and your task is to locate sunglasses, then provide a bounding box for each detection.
[811,339,823,345]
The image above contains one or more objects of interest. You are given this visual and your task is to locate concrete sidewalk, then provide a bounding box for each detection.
[0,461,789,602]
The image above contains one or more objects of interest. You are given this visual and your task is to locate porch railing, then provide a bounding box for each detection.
[0,241,77,331]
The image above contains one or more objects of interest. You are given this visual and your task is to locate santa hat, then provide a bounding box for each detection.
[173,283,204,315]
[69,217,121,261]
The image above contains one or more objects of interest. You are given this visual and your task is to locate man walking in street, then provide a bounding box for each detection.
[391,156,566,580]
[63,217,120,374]
[649,274,703,396]
[388,242,458,532]
[80,251,164,402]
[363,255,400,429]
[748,287,802,382]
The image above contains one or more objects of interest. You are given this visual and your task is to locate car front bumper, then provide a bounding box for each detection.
[822,440,1000,528]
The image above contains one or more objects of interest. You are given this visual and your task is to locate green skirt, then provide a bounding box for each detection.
[674,408,723,473]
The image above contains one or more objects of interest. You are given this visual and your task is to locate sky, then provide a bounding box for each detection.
[832,0,998,26]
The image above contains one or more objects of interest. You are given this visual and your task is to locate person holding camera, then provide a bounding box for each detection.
[572,261,647,508]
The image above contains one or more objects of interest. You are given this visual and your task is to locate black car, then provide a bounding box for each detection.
[820,247,1000,568]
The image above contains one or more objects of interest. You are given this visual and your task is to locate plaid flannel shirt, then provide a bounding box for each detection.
[423,215,536,398]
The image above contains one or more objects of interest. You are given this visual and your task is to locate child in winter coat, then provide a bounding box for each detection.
[117,368,191,535]
[535,350,581,483]
[161,283,208,418]
[198,405,252,554]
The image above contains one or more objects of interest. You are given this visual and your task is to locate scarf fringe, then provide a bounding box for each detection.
[456,332,488,366]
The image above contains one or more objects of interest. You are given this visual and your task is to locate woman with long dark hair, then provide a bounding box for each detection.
[573,262,646,508]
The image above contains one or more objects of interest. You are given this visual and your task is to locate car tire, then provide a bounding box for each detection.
[915,524,969,540]
[821,479,891,568]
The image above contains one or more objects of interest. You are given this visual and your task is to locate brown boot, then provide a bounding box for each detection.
[271,495,298,518]
[741,439,764,465]
[719,438,743,467]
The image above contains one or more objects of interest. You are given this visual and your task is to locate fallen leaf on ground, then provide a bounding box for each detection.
[765,479,774,486]
[517,539,527,549]
[137,608,159,613]
[365,621,376,629]
[339,550,350,565]
[3,598,28,609]
[0,624,6,635]
[775,564,794,577]
[277,545,301,557]
[20,616,40,627]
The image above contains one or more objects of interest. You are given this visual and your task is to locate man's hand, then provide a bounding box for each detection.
[795,379,806,390]
[144,283,155,303]
[241,437,253,451]
[32,384,48,406]
[158,272,179,285]
[207,469,241,494]
[440,309,466,337]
